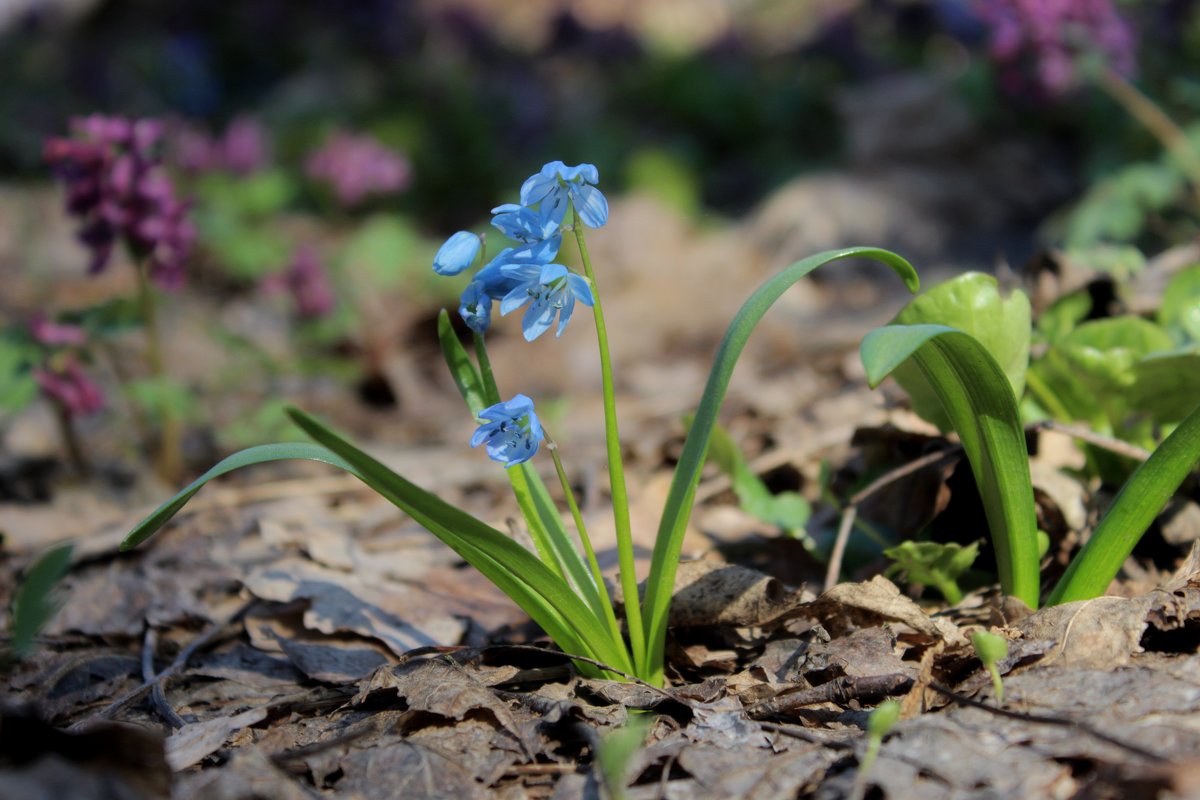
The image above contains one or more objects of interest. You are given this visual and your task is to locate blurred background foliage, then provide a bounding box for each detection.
[1,0,1197,240]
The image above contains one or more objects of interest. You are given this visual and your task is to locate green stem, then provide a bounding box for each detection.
[546,432,626,655]
[572,211,646,673]
[1094,66,1200,201]
[136,260,182,482]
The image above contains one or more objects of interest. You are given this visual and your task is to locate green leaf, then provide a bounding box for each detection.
[861,324,1040,608]
[436,310,486,416]
[125,376,202,425]
[1048,401,1200,605]
[1158,264,1200,345]
[596,716,651,800]
[0,333,38,415]
[891,273,1031,433]
[196,170,297,217]
[883,540,980,605]
[1128,348,1200,424]
[1063,244,1146,281]
[10,542,74,659]
[688,416,811,534]
[644,247,920,686]
[435,312,603,617]
[338,215,428,290]
[284,408,632,674]
[1035,289,1092,344]
[119,432,631,676]
[970,630,1008,665]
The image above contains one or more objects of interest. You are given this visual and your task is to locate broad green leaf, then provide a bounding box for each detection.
[1048,401,1200,605]
[10,542,74,659]
[624,148,700,218]
[1035,289,1092,344]
[1063,244,1145,281]
[883,540,980,605]
[644,247,920,686]
[597,716,650,800]
[125,377,202,425]
[339,215,430,291]
[0,334,38,414]
[196,170,297,217]
[861,324,1040,608]
[891,273,1031,433]
[1064,163,1184,248]
[1158,264,1200,345]
[1128,349,1200,424]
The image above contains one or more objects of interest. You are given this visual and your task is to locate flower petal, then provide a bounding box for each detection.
[571,184,609,228]
[432,231,481,275]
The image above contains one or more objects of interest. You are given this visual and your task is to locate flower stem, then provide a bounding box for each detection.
[545,432,626,653]
[53,402,89,477]
[136,260,182,482]
[572,211,646,673]
[1094,66,1200,201]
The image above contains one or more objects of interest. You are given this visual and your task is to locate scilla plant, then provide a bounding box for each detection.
[120,159,920,686]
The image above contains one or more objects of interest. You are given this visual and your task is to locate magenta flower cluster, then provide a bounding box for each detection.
[29,314,105,418]
[44,115,196,289]
[304,131,411,207]
[174,116,271,176]
[975,0,1137,95]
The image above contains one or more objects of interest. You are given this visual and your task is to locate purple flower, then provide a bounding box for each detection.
[974,0,1137,96]
[267,248,337,319]
[29,314,87,347]
[304,131,411,207]
[174,116,271,175]
[35,356,105,418]
[44,114,195,288]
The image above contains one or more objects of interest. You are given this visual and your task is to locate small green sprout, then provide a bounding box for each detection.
[883,540,981,604]
[971,629,1009,702]
[596,716,651,800]
[852,700,901,800]
[8,542,73,661]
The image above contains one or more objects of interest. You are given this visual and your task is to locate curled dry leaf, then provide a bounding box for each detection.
[811,575,966,645]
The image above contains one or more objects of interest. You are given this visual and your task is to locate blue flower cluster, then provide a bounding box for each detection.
[432,161,607,342]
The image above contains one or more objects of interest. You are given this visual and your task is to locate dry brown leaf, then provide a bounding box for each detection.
[165,706,269,771]
[813,575,965,645]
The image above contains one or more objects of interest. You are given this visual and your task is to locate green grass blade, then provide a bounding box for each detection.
[10,542,74,659]
[861,324,1040,608]
[285,407,634,673]
[1048,401,1200,605]
[436,310,601,614]
[643,247,920,686]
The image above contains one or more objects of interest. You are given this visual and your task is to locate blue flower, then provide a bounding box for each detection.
[433,231,481,275]
[519,161,609,229]
[470,394,544,466]
[459,281,491,334]
[491,203,562,253]
[499,262,594,341]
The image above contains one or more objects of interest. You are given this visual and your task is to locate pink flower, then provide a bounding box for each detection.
[975,0,1137,96]
[265,247,337,319]
[304,131,411,207]
[35,356,105,418]
[29,314,87,347]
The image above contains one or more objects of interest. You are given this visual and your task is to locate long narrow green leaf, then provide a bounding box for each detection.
[285,408,634,673]
[120,443,357,551]
[1048,401,1200,605]
[436,310,605,620]
[118,435,630,676]
[861,324,1040,608]
[643,247,920,686]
